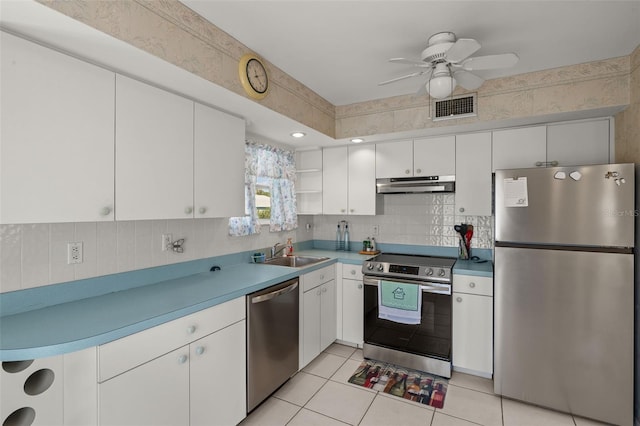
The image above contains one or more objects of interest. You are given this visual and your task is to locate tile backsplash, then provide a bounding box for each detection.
[0,194,492,294]
[311,193,493,251]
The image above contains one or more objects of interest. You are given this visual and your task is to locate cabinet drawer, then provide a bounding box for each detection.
[453,274,493,296]
[342,263,363,281]
[302,264,335,292]
[99,297,244,381]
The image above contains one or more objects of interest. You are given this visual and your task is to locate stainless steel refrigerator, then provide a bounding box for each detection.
[494,163,635,426]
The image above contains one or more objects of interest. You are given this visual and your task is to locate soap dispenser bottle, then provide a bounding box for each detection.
[344,223,350,251]
[286,237,293,256]
[336,224,343,250]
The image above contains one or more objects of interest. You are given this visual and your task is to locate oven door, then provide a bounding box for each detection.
[363,276,452,364]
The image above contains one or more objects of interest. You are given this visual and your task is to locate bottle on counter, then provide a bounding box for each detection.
[286,238,293,256]
[335,224,343,251]
[344,223,350,251]
[370,237,376,252]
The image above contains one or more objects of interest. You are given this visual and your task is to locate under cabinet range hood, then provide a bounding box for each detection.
[376,176,455,194]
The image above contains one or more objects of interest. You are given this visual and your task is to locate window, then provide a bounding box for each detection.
[229,142,297,236]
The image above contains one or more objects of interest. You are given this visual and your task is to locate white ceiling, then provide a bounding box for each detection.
[180,1,640,106]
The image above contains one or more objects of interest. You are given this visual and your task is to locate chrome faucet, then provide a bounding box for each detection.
[271,242,287,258]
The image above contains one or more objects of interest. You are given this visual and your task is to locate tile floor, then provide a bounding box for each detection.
[241,343,609,426]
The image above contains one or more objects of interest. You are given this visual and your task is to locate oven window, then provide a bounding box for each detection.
[364,284,451,361]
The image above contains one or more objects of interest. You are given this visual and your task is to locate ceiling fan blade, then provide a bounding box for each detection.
[453,70,485,90]
[378,70,429,86]
[444,38,481,63]
[461,53,519,70]
[389,58,430,67]
[415,82,428,97]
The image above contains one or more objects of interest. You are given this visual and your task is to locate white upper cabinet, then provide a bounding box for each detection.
[322,147,349,215]
[115,75,194,220]
[492,126,547,171]
[323,145,377,215]
[193,103,245,218]
[547,119,610,166]
[376,137,455,178]
[492,120,611,171]
[455,132,492,217]
[1,32,115,224]
[375,140,413,178]
[348,145,377,215]
[413,135,456,176]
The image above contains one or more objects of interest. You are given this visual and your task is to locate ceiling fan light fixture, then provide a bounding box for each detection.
[426,74,457,99]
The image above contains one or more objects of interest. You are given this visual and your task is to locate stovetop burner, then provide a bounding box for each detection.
[362,253,456,283]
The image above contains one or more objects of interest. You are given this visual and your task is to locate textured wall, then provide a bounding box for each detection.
[615,45,640,163]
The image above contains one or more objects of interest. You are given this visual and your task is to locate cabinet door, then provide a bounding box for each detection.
[375,140,413,178]
[547,119,610,166]
[302,287,322,367]
[322,147,348,214]
[320,280,337,351]
[190,320,246,426]
[342,279,364,346]
[348,145,377,215]
[492,126,546,171]
[455,132,492,216]
[99,347,190,426]
[452,292,493,377]
[115,74,194,220]
[194,103,245,218]
[1,32,115,224]
[413,136,456,176]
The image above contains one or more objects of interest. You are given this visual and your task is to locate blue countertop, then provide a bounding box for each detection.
[0,245,491,361]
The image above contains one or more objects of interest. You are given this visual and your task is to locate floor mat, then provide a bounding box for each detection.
[347,360,448,408]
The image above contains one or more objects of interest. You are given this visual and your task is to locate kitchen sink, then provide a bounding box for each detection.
[262,255,330,268]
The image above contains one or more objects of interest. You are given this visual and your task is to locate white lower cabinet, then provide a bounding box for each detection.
[340,263,364,347]
[98,298,246,426]
[300,265,337,368]
[452,274,493,378]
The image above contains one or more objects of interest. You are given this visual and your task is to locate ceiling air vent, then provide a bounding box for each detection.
[432,94,477,121]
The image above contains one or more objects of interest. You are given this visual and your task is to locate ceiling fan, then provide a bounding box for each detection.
[379,32,519,99]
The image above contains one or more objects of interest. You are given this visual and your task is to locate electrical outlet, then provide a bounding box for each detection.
[372,225,379,236]
[67,242,83,264]
[162,234,172,251]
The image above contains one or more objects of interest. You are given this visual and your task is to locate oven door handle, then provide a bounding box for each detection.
[363,277,451,295]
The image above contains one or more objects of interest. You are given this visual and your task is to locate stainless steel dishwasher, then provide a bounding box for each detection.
[246,278,299,412]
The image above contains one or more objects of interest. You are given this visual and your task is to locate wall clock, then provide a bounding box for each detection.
[238,54,269,100]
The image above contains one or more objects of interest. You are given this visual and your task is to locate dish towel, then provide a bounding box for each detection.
[378,280,421,325]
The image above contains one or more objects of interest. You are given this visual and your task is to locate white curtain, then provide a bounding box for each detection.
[229,143,297,236]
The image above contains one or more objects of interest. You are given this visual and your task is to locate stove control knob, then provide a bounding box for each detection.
[426,268,434,276]
[367,263,374,270]
[438,269,446,277]
[377,264,384,272]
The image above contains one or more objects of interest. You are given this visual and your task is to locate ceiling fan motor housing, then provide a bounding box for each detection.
[421,31,457,63]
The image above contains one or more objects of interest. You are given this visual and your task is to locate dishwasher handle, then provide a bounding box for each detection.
[250,281,298,304]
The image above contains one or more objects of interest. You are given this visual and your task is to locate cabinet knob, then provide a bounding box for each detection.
[185,206,193,214]
[341,209,346,213]
[469,282,476,288]
[178,355,188,364]
[100,206,112,216]
[317,290,322,296]
[358,284,363,289]
[195,346,205,356]
[199,207,207,214]
[350,270,356,275]
[320,275,325,280]
[456,297,463,303]
[187,325,196,334]
[415,168,422,174]
[459,207,465,213]
[350,209,355,213]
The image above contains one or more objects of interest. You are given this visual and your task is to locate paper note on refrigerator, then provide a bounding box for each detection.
[503,177,529,207]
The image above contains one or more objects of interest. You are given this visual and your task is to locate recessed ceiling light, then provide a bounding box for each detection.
[351,138,364,143]
[291,132,306,138]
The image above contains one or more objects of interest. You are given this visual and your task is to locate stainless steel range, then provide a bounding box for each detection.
[362,253,456,378]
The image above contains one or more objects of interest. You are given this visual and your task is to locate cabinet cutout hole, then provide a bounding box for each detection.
[23,369,54,396]
[2,407,36,426]
[2,361,33,374]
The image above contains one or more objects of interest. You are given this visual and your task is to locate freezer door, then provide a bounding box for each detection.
[495,163,635,247]
[494,246,634,426]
